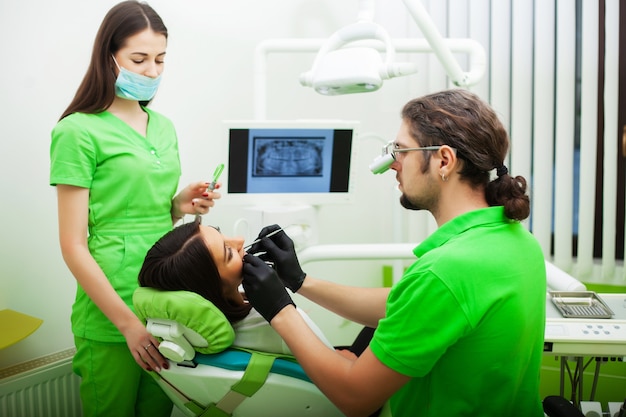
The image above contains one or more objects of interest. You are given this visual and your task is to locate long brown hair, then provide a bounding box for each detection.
[139,221,252,323]
[60,1,168,120]
[401,89,530,221]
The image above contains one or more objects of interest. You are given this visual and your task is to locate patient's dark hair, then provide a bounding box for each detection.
[139,221,252,323]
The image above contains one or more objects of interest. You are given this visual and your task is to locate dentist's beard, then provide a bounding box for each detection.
[399,189,439,212]
[400,193,421,211]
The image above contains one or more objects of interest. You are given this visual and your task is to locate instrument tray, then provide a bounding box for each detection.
[549,291,615,319]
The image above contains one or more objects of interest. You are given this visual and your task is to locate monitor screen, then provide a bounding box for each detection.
[221,120,359,206]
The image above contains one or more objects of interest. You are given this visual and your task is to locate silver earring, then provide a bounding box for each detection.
[441,173,448,182]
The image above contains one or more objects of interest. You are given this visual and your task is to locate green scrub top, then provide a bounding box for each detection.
[50,109,181,342]
[370,207,546,417]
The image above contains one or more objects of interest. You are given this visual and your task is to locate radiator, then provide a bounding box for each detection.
[0,348,81,417]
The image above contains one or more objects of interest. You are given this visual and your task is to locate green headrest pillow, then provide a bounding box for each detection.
[133,287,235,355]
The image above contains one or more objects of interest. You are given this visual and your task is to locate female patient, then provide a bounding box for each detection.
[138,220,341,354]
[139,220,251,322]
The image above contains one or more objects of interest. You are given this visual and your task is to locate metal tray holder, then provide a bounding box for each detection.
[549,291,614,319]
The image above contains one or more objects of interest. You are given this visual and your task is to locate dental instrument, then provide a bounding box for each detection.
[208,163,225,192]
[195,163,224,222]
[244,227,283,251]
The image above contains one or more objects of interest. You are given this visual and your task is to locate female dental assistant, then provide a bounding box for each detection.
[49,2,218,416]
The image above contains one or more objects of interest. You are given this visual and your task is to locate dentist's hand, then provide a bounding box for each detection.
[249,224,306,292]
[242,254,295,323]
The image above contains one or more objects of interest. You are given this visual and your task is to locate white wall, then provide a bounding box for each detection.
[0,0,457,368]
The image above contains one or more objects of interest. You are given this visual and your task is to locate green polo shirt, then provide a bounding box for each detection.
[370,206,546,416]
[50,108,181,342]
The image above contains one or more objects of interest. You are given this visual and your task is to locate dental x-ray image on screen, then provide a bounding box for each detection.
[253,137,324,177]
[222,120,359,206]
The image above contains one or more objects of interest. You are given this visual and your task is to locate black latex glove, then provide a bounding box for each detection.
[248,224,306,292]
[242,254,295,323]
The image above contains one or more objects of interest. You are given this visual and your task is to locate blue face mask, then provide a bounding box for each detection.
[112,56,162,101]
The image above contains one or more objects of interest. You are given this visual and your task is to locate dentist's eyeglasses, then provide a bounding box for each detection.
[386,141,444,159]
[369,141,446,174]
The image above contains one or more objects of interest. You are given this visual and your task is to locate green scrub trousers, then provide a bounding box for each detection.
[74,337,173,417]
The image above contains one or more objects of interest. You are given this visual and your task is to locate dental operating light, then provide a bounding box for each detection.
[252,0,486,116]
[298,0,486,96]
[299,21,418,95]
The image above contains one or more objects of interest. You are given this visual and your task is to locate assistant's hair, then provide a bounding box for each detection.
[401,89,530,221]
[138,221,252,323]
[60,1,168,120]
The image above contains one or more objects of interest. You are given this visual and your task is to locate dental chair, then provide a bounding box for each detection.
[132,287,343,417]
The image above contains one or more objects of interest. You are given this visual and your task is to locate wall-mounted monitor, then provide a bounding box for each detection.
[221,120,359,207]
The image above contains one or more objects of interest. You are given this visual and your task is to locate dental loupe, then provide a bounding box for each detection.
[369,142,395,174]
[369,141,446,174]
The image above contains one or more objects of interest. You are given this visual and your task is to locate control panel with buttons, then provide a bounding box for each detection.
[544,293,626,356]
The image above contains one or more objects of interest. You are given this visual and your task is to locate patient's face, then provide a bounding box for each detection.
[200,225,245,293]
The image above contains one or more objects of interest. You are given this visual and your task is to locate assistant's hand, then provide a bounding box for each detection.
[171,181,221,219]
[248,224,306,292]
[123,320,169,372]
[242,254,295,323]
